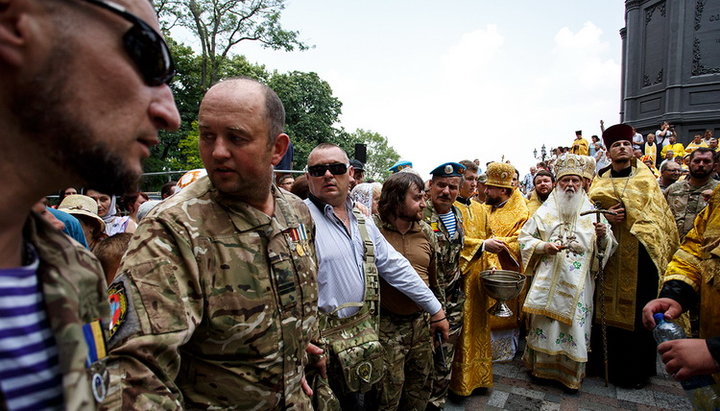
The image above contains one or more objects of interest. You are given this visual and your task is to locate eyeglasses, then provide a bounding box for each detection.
[307,163,349,177]
[79,0,176,86]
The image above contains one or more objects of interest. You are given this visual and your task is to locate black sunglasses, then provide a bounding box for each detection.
[80,0,176,86]
[307,163,349,177]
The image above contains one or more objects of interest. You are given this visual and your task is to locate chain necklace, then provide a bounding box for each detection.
[610,166,632,203]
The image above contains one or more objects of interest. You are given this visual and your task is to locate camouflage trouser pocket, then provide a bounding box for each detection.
[334,339,386,394]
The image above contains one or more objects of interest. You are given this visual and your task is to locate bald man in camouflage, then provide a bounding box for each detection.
[103,78,321,409]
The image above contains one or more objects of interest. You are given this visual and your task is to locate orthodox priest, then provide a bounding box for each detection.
[587,124,679,388]
[520,154,617,390]
[450,160,493,396]
[481,162,530,361]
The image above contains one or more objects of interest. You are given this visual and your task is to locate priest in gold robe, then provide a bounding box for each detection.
[643,184,720,382]
[449,160,493,396]
[571,130,589,156]
[587,124,679,388]
[482,162,530,362]
[526,170,555,216]
[521,154,617,390]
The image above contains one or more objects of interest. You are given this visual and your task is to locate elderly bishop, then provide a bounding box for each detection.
[520,155,617,390]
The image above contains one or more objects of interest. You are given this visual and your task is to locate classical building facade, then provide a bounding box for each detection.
[621,0,720,142]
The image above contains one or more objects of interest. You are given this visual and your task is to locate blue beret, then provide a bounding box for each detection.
[389,160,413,173]
[430,162,466,177]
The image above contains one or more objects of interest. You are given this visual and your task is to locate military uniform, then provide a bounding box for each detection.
[423,201,464,408]
[665,179,719,240]
[103,177,318,410]
[374,216,439,410]
[23,213,110,410]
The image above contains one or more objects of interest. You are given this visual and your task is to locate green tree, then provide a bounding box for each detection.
[268,71,356,168]
[349,129,400,182]
[154,0,309,89]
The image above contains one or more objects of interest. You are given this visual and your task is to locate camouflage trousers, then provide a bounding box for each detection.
[428,281,465,409]
[373,310,433,411]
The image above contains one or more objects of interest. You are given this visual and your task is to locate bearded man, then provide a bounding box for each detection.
[372,171,440,410]
[526,170,555,216]
[588,124,678,388]
[665,147,719,240]
[520,154,617,390]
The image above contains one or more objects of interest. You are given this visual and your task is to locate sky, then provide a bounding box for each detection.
[179,1,627,177]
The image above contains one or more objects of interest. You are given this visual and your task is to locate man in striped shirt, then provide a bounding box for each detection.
[0,0,180,408]
[423,162,466,410]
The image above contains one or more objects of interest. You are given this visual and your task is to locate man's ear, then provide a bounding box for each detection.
[0,0,31,67]
[270,133,290,166]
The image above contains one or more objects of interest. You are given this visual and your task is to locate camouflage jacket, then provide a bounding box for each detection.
[23,212,110,410]
[665,178,719,239]
[103,177,319,410]
[422,202,465,301]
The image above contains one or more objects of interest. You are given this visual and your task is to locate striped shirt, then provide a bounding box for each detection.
[0,244,64,411]
[439,210,457,237]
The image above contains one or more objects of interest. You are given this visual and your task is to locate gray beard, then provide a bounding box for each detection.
[558,189,585,223]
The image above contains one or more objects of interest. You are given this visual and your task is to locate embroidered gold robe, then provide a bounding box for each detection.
[525,190,545,217]
[482,189,530,331]
[450,199,493,395]
[588,161,679,330]
[663,185,720,340]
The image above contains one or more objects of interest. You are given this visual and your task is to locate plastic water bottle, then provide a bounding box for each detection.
[653,313,720,410]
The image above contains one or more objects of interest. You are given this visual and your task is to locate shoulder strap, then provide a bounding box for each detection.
[352,209,380,328]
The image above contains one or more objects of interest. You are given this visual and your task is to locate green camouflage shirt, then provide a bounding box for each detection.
[103,177,319,410]
[665,178,719,239]
[422,202,465,301]
[25,212,110,410]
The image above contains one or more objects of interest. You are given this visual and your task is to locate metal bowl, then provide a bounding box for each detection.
[479,270,526,317]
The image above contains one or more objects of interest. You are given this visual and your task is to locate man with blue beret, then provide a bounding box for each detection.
[423,162,466,409]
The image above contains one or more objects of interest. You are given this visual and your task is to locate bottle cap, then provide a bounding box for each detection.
[653,313,665,323]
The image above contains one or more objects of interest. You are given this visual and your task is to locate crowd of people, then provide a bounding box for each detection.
[3,0,720,410]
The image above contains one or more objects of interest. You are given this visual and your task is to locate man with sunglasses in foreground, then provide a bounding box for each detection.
[0,0,179,408]
[304,143,449,408]
[103,78,322,409]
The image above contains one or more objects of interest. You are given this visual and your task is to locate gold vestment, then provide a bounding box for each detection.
[663,185,720,340]
[525,190,544,217]
[588,161,679,330]
[482,189,530,331]
[450,199,493,395]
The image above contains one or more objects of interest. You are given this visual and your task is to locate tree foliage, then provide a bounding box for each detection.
[154,0,309,89]
[349,129,400,182]
[268,71,357,167]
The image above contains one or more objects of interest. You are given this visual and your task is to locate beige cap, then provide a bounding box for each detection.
[59,194,106,233]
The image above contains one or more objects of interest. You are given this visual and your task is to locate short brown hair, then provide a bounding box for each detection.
[94,233,132,283]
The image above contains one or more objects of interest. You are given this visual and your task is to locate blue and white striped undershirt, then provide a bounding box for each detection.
[438,211,457,237]
[0,244,64,411]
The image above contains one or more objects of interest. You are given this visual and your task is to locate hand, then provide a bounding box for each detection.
[702,189,713,203]
[429,309,449,344]
[659,339,720,380]
[600,120,604,127]
[593,222,607,239]
[544,242,563,255]
[641,298,683,330]
[605,203,625,225]
[301,376,313,397]
[354,202,371,217]
[484,238,509,254]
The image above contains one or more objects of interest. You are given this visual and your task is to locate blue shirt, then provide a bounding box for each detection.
[305,196,441,318]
